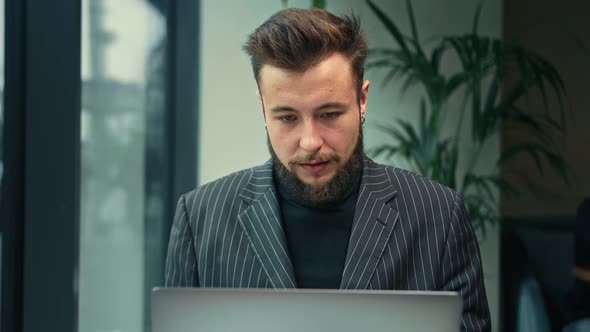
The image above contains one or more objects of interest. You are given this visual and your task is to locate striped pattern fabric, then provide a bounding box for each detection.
[165,157,491,331]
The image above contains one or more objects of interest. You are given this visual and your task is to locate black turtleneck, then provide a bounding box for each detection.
[276,168,362,289]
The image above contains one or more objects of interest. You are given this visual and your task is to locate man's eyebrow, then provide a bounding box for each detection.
[315,102,347,111]
[269,105,297,113]
[268,102,348,113]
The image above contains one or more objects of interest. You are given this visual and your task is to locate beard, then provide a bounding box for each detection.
[269,128,364,206]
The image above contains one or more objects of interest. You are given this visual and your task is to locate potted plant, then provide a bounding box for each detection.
[365,0,571,235]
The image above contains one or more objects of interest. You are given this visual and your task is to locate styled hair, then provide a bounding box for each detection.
[243,8,367,98]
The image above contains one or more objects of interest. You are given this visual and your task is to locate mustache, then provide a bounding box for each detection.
[288,152,341,166]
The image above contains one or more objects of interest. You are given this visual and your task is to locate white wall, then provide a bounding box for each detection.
[199,1,501,330]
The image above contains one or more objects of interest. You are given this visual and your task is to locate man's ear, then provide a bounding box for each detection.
[360,80,370,118]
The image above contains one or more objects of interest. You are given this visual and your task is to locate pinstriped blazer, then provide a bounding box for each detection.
[165,156,491,331]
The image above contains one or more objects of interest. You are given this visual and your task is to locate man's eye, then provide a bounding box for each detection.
[279,115,297,122]
[321,112,339,119]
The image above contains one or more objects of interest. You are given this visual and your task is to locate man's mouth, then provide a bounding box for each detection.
[299,160,331,174]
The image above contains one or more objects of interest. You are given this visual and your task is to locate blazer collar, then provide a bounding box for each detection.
[237,157,399,290]
[340,157,400,289]
[237,161,297,288]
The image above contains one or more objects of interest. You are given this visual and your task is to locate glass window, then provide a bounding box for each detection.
[0,0,4,183]
[79,1,166,331]
[0,0,4,325]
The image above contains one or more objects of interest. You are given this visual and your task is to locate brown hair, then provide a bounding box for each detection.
[243,8,367,99]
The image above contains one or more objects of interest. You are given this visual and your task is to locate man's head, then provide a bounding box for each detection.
[244,8,369,204]
[244,8,367,100]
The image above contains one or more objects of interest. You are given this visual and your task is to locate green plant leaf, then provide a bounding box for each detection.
[366,145,400,160]
[397,119,420,147]
[380,66,403,88]
[367,48,406,57]
[405,0,426,58]
[472,2,484,34]
[375,123,411,146]
[430,43,446,73]
[502,106,562,147]
[499,142,571,185]
[499,143,545,176]
[446,72,468,97]
[463,193,498,235]
[366,0,411,56]
[533,55,568,128]
[399,74,419,98]
[406,0,419,41]
[311,0,326,8]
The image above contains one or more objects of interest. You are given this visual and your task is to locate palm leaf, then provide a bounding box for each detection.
[446,72,468,97]
[397,119,420,147]
[502,106,563,147]
[366,0,411,56]
[311,0,326,9]
[380,66,404,88]
[365,58,396,69]
[430,43,446,74]
[366,145,400,160]
[499,143,545,176]
[472,2,484,34]
[404,0,426,59]
[499,143,571,184]
[375,123,413,146]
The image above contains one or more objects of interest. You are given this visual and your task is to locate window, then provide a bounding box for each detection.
[0,1,198,329]
[79,1,167,331]
[0,0,5,326]
[0,0,4,185]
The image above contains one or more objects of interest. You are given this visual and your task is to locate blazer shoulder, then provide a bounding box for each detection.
[369,161,462,213]
[180,164,263,210]
[383,163,458,196]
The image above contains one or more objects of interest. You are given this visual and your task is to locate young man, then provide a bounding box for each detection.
[165,8,491,331]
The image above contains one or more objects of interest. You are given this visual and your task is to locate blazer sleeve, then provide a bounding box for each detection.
[164,194,200,287]
[442,193,491,332]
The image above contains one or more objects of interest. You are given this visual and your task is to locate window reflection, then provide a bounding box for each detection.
[79,1,165,331]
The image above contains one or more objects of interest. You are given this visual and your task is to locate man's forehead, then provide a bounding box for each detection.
[258,55,354,92]
[257,64,307,90]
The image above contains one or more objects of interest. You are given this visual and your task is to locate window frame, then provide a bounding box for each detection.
[0,0,199,330]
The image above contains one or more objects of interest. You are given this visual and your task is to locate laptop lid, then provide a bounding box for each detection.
[152,288,462,332]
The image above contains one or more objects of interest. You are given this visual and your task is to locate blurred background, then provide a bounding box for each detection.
[0,1,588,332]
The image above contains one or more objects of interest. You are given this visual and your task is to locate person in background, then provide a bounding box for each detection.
[563,198,590,332]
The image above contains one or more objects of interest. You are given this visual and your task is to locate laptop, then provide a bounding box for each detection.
[152,287,462,332]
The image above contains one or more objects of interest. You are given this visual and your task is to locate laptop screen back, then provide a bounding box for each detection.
[152,288,462,332]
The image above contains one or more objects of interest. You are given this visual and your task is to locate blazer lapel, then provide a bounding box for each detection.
[237,161,296,289]
[340,158,400,289]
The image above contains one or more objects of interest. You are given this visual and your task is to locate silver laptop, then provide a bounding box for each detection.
[152,288,462,332]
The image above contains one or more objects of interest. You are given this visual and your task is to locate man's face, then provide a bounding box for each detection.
[258,52,370,188]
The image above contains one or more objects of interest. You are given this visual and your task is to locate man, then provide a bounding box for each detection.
[165,8,491,331]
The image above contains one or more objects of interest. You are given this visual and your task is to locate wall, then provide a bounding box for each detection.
[199,1,501,330]
[502,0,590,217]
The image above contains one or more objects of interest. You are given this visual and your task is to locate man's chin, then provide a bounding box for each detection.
[293,170,335,187]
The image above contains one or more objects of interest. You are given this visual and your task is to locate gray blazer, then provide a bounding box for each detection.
[165,157,491,331]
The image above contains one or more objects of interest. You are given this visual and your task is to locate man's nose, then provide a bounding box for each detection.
[299,120,323,152]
